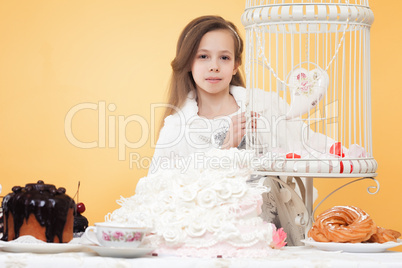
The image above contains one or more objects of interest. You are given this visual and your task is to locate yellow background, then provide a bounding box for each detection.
[0,0,401,250]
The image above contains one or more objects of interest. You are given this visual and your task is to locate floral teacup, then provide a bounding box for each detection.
[84,222,147,248]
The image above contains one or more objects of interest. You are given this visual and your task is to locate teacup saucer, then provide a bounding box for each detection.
[87,245,155,258]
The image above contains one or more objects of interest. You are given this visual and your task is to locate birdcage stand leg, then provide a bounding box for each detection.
[305,177,314,230]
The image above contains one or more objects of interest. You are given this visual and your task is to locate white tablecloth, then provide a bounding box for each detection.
[1,246,402,268]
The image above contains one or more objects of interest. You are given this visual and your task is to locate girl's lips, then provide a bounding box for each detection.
[206,77,222,83]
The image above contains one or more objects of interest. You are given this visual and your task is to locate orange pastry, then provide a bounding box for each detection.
[308,206,377,243]
[367,227,401,243]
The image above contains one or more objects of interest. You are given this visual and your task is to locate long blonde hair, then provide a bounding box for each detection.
[159,15,245,132]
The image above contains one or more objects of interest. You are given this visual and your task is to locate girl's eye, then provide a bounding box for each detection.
[198,54,208,59]
[221,56,230,60]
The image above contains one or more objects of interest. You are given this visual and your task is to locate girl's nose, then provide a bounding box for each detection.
[209,58,219,72]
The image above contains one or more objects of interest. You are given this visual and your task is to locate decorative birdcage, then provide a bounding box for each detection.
[242,1,378,244]
[242,0,376,178]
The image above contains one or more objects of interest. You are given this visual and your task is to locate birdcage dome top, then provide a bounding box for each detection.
[242,0,374,28]
[245,0,370,8]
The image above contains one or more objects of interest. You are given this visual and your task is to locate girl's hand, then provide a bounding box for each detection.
[221,112,259,149]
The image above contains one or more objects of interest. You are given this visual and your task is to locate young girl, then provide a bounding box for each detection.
[149,16,253,174]
[148,15,320,245]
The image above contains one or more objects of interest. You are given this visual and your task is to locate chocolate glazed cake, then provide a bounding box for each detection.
[2,180,75,243]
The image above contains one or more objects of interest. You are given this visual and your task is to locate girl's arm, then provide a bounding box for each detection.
[148,115,188,175]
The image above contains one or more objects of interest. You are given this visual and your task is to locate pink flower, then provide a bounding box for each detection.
[300,81,310,91]
[102,231,111,241]
[126,234,135,242]
[133,232,143,241]
[297,73,306,80]
[270,225,287,249]
[113,231,124,240]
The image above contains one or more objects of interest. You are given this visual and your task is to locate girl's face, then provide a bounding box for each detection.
[191,29,238,96]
